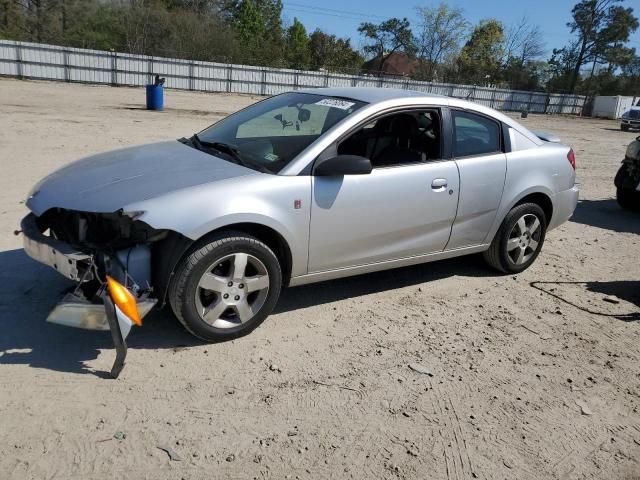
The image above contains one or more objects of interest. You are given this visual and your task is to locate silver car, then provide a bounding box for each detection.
[21,88,578,371]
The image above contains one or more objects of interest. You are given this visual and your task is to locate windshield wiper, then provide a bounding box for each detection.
[189,135,272,174]
[191,135,242,164]
[209,142,244,165]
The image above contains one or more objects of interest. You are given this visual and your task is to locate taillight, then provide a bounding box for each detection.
[567,148,576,170]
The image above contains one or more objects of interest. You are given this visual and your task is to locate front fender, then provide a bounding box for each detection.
[124,174,312,278]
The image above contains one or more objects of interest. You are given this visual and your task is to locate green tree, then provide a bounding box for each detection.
[457,19,505,85]
[564,0,638,92]
[597,4,638,73]
[0,0,28,40]
[548,42,581,92]
[308,28,362,73]
[414,3,468,81]
[618,54,640,95]
[61,1,128,50]
[285,17,309,69]
[226,0,284,64]
[358,17,415,73]
[232,0,264,44]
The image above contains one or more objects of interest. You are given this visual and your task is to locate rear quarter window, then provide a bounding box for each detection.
[453,110,501,157]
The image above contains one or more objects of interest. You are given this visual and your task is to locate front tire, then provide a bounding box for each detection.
[617,187,640,211]
[169,232,282,342]
[483,203,547,274]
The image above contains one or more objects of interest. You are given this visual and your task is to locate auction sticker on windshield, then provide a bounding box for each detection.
[315,99,356,110]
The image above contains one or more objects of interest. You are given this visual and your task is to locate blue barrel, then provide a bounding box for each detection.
[145,84,164,111]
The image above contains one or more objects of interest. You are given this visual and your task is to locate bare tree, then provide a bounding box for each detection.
[504,16,545,67]
[123,0,153,55]
[414,3,468,81]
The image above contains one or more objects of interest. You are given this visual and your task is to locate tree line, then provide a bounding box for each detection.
[0,0,638,95]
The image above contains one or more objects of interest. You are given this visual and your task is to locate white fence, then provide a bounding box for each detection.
[0,40,587,115]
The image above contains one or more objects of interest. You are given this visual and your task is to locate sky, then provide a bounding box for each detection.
[280,0,640,58]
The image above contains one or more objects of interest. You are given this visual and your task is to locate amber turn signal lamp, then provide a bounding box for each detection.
[106,276,142,326]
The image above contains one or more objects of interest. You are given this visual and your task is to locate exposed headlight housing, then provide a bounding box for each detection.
[120,210,146,221]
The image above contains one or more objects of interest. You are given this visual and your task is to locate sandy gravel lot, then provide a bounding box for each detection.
[0,79,638,480]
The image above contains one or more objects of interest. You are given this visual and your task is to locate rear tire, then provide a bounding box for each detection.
[483,203,547,274]
[169,232,282,342]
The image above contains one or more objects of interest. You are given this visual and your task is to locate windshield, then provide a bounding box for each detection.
[189,92,366,174]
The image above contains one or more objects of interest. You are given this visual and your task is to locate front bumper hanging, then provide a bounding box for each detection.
[48,292,156,378]
[20,213,156,378]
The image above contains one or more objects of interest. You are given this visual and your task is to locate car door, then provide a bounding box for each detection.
[307,109,460,273]
[446,109,507,250]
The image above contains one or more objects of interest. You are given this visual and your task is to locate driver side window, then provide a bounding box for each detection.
[337,109,442,168]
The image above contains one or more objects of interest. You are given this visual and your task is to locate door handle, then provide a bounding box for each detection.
[431,178,448,189]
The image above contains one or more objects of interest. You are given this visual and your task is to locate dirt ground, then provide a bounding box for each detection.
[0,78,638,480]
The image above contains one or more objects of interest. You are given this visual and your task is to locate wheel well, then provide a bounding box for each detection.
[214,223,293,286]
[515,193,553,225]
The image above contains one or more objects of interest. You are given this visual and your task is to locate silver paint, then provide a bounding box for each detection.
[24,87,579,287]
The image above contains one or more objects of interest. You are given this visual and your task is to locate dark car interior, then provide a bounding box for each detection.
[338,110,442,167]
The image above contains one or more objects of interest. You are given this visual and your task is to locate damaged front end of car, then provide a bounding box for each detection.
[20,208,167,378]
[615,136,640,191]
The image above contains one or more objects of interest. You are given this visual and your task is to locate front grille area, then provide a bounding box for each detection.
[36,208,165,251]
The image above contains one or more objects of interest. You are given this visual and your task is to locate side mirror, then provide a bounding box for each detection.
[314,155,372,176]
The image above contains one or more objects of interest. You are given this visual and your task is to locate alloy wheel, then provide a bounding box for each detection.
[507,213,542,265]
[195,253,270,329]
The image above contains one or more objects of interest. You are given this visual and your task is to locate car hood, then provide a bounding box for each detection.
[26,141,257,216]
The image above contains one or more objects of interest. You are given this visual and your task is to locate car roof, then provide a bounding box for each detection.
[296,87,443,104]
[294,86,544,148]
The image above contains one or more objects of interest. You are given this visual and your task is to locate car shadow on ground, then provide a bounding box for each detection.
[113,104,230,117]
[276,254,493,313]
[600,128,631,132]
[570,199,640,234]
[0,248,203,377]
[0,248,494,376]
[530,280,640,322]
